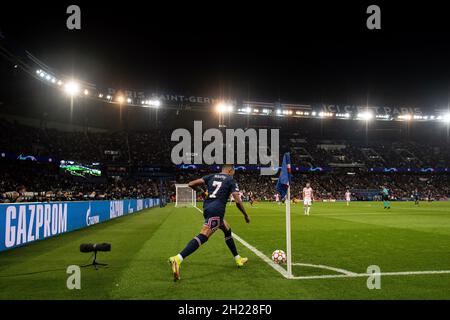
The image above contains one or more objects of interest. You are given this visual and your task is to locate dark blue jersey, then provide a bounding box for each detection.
[202,173,239,216]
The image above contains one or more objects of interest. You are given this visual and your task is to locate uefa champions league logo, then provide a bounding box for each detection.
[171,121,279,175]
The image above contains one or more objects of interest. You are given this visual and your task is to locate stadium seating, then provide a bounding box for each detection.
[1,120,449,203]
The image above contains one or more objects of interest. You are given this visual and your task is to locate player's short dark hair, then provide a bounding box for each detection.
[222,164,234,170]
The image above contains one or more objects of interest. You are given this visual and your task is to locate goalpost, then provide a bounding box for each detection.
[175,184,197,207]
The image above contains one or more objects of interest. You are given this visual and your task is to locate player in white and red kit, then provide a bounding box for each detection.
[345,190,351,206]
[274,193,281,205]
[302,182,313,215]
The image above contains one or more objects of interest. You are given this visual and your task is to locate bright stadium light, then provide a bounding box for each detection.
[216,103,227,113]
[45,75,51,81]
[117,96,125,103]
[216,102,234,113]
[57,80,63,86]
[443,113,450,123]
[398,114,412,121]
[84,89,89,96]
[39,72,45,78]
[98,93,104,98]
[357,111,374,121]
[151,100,161,107]
[51,78,56,84]
[106,95,112,100]
[64,81,80,96]
[127,98,132,104]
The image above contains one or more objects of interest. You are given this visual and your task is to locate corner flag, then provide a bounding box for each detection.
[276,153,291,199]
[276,152,293,278]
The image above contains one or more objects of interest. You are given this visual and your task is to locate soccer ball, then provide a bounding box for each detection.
[271,250,287,264]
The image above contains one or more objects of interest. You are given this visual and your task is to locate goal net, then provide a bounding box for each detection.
[175,184,196,207]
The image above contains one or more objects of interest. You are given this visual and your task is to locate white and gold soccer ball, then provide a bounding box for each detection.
[271,250,287,264]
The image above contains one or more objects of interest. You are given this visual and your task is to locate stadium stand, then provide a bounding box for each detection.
[1,119,448,203]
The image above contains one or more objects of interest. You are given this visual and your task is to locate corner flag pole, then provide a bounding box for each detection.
[286,184,292,278]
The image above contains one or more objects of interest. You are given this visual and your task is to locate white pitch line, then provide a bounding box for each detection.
[291,270,450,280]
[292,263,357,276]
[231,233,289,278]
[191,206,450,281]
[192,206,289,278]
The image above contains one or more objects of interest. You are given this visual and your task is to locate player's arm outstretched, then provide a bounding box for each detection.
[232,192,250,223]
[188,178,208,198]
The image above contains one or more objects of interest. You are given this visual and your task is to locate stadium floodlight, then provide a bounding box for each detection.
[276,109,282,115]
[39,72,45,78]
[57,80,63,86]
[443,114,450,123]
[398,114,412,121]
[117,96,125,103]
[357,111,374,121]
[106,95,112,100]
[64,81,80,96]
[51,78,56,84]
[84,89,89,96]
[127,98,132,104]
[148,99,161,107]
[216,103,227,113]
[45,75,51,81]
[311,111,317,116]
[218,103,226,113]
[98,93,104,98]
[36,69,41,74]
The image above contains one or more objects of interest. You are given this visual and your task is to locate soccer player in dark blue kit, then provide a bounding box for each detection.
[169,164,250,281]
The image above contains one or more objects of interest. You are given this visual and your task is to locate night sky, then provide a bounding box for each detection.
[1,1,449,109]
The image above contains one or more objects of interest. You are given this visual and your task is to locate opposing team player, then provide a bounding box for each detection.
[168,165,250,281]
[302,182,314,215]
[248,191,255,206]
[274,193,281,205]
[345,189,351,206]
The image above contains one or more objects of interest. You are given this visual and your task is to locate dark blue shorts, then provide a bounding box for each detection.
[203,212,224,231]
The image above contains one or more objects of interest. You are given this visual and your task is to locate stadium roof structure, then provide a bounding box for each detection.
[1,34,450,124]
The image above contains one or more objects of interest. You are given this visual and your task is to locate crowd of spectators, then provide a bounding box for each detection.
[0,161,161,203]
[174,170,449,201]
[1,120,449,203]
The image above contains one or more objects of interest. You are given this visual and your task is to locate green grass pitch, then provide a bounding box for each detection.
[1,201,450,299]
